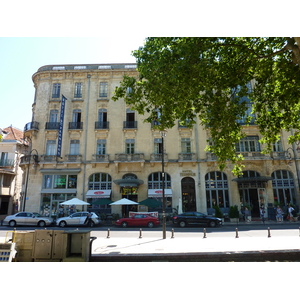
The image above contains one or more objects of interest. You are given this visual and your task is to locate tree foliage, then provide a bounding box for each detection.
[112,37,300,175]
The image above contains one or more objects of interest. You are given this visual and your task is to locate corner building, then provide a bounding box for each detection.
[21,63,300,219]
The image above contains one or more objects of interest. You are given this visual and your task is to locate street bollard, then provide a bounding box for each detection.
[268,227,271,238]
[107,228,110,238]
[171,228,175,238]
[203,228,207,238]
[139,228,142,238]
[235,228,239,238]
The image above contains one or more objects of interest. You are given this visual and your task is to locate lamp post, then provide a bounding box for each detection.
[23,149,39,211]
[284,145,300,199]
[161,130,167,239]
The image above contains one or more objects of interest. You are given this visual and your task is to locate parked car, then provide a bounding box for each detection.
[3,212,53,227]
[115,214,160,228]
[56,211,101,227]
[173,212,222,227]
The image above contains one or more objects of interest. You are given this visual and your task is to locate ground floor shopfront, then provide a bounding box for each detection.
[21,161,300,220]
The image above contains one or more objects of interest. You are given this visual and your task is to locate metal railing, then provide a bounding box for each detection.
[68,122,83,130]
[95,121,109,129]
[24,121,39,132]
[0,159,15,167]
[45,122,60,130]
[123,121,137,129]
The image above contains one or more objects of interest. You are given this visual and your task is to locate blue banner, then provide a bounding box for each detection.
[57,95,67,157]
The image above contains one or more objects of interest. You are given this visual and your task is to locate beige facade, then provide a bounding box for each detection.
[0,126,27,221]
[21,63,300,220]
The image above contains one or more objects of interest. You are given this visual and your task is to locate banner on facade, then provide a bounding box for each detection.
[57,95,67,157]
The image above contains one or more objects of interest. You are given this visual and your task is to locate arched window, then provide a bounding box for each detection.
[88,173,112,190]
[205,171,229,208]
[272,170,295,205]
[148,172,171,189]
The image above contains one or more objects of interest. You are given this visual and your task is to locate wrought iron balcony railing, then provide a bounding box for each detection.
[123,121,137,129]
[68,122,83,130]
[0,159,15,167]
[24,121,39,132]
[45,122,60,130]
[95,121,109,129]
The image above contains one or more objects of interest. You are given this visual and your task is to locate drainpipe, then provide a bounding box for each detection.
[82,74,91,201]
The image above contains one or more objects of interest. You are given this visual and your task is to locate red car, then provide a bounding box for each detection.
[115,214,160,228]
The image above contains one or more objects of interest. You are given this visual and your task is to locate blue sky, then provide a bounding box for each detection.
[0,37,146,131]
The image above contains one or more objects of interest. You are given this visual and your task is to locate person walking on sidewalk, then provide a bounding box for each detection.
[260,206,265,224]
[276,206,284,222]
[288,204,295,222]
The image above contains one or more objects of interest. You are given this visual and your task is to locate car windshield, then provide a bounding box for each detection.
[32,212,41,217]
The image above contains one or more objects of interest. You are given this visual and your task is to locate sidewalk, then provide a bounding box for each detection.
[91,220,300,261]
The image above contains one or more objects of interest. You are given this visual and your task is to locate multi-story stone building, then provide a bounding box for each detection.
[21,63,300,220]
[0,126,27,221]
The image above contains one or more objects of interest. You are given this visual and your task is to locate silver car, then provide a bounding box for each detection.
[3,212,53,227]
[56,211,101,227]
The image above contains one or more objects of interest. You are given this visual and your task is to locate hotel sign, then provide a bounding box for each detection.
[180,170,196,177]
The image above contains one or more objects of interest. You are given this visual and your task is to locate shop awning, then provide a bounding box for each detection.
[86,190,111,198]
[148,189,172,198]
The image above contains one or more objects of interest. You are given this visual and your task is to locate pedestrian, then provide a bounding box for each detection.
[260,206,265,224]
[276,206,284,222]
[288,204,295,222]
[244,207,251,222]
[84,211,92,227]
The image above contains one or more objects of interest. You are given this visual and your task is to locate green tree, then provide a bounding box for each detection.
[112,37,300,175]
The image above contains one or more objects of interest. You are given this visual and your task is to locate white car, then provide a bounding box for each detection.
[56,211,101,227]
[3,212,53,227]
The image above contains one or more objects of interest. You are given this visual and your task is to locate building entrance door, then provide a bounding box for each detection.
[239,188,260,217]
[181,177,196,212]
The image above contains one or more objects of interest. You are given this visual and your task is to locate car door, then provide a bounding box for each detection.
[15,212,27,225]
[26,213,36,225]
[195,212,206,225]
[139,215,148,226]
[68,212,82,225]
[80,212,88,225]
[185,212,196,224]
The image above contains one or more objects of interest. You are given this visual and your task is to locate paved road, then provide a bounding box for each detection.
[1,222,300,240]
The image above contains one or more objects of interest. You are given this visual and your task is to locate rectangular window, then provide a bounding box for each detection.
[42,174,77,189]
[97,139,106,154]
[70,140,80,155]
[181,138,191,153]
[53,175,67,189]
[74,83,82,98]
[46,140,57,155]
[236,136,260,152]
[154,138,162,154]
[49,110,59,122]
[273,139,283,152]
[126,139,135,154]
[99,82,108,97]
[52,83,61,98]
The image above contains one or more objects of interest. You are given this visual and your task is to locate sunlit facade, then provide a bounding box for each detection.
[20,64,300,219]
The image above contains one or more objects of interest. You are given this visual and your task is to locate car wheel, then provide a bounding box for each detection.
[90,221,95,227]
[38,220,46,227]
[121,222,128,228]
[9,220,16,227]
[179,221,186,228]
[59,221,67,228]
[209,220,216,227]
[147,221,154,228]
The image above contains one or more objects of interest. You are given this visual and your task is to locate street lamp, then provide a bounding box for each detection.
[23,149,39,211]
[161,130,167,239]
